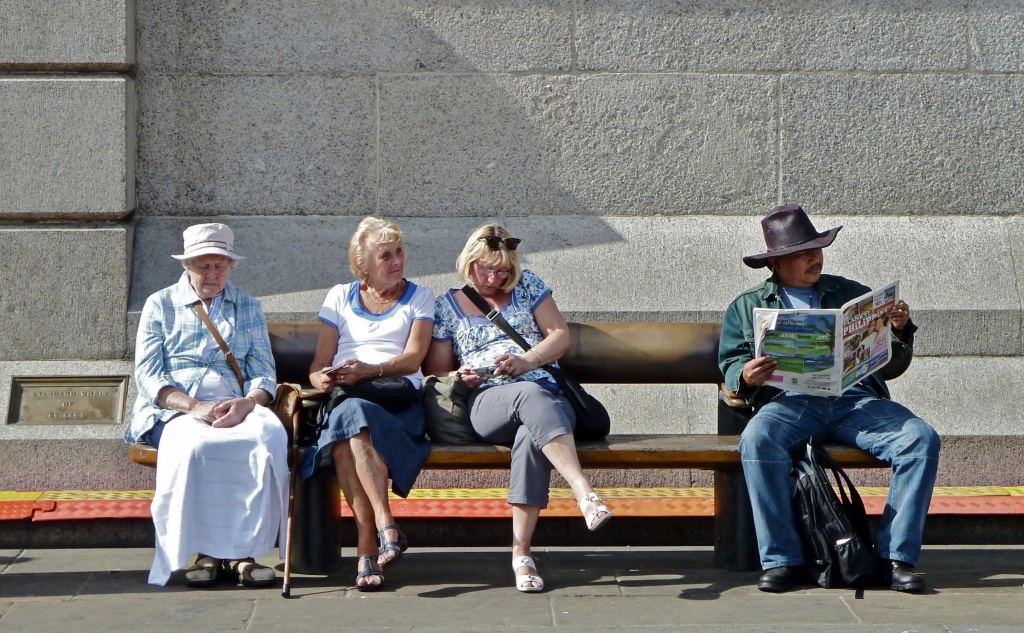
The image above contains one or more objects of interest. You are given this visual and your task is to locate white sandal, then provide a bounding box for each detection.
[513,555,544,593]
[579,492,612,531]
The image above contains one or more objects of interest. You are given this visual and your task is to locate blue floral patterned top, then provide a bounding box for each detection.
[432,269,559,387]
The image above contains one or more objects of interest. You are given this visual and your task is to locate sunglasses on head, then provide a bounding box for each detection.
[479,236,521,251]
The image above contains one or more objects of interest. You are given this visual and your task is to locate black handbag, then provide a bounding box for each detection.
[337,375,419,409]
[302,376,419,446]
[792,442,878,589]
[461,285,611,441]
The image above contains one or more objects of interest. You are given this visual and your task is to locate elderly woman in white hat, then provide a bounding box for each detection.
[125,223,288,589]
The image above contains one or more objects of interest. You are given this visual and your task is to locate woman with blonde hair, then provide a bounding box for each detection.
[424,223,611,593]
[305,216,434,591]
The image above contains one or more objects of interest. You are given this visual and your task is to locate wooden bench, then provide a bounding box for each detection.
[129,321,888,575]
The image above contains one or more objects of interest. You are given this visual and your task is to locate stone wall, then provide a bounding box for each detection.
[3,1,1024,490]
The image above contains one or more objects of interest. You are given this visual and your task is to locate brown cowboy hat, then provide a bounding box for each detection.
[742,204,842,269]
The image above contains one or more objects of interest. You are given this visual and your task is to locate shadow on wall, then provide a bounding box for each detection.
[129,216,628,307]
[130,1,780,305]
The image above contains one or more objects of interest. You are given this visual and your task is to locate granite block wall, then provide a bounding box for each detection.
[0,3,136,486]
[0,0,133,69]
[0,76,135,220]
[3,0,1024,491]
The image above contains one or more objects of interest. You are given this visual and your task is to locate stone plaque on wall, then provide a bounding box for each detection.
[7,377,129,425]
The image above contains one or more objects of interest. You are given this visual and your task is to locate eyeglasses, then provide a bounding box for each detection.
[476,264,511,279]
[479,236,521,251]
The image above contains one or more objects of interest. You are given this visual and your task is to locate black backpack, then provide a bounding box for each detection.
[792,443,878,588]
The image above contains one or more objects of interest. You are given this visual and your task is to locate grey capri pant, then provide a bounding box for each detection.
[468,380,576,508]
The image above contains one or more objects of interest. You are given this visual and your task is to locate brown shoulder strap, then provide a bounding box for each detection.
[192,301,246,391]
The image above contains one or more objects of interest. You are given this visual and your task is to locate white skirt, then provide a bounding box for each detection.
[148,405,289,585]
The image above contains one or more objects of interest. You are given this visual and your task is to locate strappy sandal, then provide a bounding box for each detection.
[513,555,544,593]
[579,492,613,531]
[229,558,276,588]
[185,555,222,588]
[376,523,408,566]
[356,555,385,592]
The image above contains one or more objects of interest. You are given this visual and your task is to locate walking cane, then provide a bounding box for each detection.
[281,388,303,598]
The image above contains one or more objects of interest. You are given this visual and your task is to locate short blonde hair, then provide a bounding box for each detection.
[456,223,522,292]
[349,216,404,280]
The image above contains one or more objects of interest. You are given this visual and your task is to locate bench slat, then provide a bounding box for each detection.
[131,435,884,471]
[426,435,884,470]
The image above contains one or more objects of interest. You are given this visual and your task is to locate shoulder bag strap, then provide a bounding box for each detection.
[461,284,534,353]
[192,301,246,391]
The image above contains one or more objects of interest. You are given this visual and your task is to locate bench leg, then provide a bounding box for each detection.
[289,473,344,575]
[715,396,760,572]
[713,469,761,572]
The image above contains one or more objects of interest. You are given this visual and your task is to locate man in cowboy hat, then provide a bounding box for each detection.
[719,204,940,593]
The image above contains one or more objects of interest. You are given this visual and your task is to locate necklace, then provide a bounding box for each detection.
[364,281,404,311]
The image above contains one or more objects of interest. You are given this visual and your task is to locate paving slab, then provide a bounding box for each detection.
[846,591,1024,626]
[0,546,1020,632]
[0,597,258,632]
[0,552,17,572]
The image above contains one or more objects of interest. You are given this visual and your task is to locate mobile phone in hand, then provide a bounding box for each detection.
[472,365,496,377]
[323,363,351,375]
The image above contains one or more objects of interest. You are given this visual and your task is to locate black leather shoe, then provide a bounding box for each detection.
[883,560,926,593]
[757,566,807,593]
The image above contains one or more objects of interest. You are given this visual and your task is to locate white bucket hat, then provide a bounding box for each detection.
[172,223,244,261]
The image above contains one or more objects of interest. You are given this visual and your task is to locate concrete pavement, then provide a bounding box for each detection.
[1,545,1022,632]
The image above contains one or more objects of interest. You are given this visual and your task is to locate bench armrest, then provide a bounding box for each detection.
[128,442,158,467]
[719,384,751,409]
[273,383,329,441]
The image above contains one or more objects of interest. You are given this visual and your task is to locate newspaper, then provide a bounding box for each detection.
[753,281,900,397]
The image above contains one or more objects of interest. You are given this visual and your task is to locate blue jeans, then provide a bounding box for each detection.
[739,387,940,570]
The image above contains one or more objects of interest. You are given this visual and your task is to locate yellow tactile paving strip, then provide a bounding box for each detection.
[2,487,1022,521]
[0,492,43,501]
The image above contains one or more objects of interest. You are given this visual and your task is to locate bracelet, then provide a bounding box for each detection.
[378,363,384,377]
[527,349,542,366]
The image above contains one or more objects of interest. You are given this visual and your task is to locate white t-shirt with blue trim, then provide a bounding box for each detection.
[318,280,435,388]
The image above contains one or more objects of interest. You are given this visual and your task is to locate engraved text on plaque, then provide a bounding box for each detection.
[8,377,129,425]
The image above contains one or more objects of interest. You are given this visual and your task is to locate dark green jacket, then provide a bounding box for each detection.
[719,273,916,407]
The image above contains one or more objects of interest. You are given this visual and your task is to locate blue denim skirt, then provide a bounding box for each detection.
[300,397,430,498]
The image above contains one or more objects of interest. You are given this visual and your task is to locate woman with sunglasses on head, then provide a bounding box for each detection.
[424,223,611,593]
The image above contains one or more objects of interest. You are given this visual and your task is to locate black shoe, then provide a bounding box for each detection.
[882,560,926,593]
[757,566,807,593]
